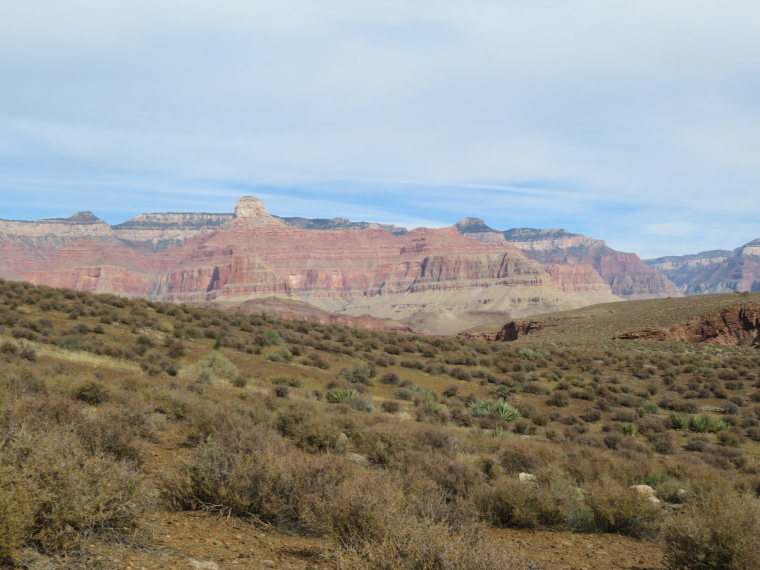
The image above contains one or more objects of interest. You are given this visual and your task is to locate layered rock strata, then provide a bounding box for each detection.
[456,219,681,300]
[1,197,625,334]
[646,239,760,295]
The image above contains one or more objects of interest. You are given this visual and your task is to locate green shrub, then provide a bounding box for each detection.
[343,395,374,412]
[468,399,521,421]
[328,387,358,403]
[620,423,638,436]
[689,414,728,434]
[340,359,375,384]
[73,381,111,405]
[670,411,689,430]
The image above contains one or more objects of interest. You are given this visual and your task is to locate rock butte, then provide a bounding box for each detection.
[1,197,682,335]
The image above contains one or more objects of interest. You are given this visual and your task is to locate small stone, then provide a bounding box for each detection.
[518,472,539,485]
[346,453,370,466]
[189,560,220,570]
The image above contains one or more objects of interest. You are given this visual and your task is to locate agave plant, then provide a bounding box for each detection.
[493,401,522,421]
[327,387,357,403]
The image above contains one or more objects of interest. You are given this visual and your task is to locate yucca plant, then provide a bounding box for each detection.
[620,423,638,436]
[328,387,358,403]
[669,411,688,430]
[688,414,727,433]
[468,399,495,418]
[493,401,522,422]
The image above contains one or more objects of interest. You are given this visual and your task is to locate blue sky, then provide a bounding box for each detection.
[1,1,759,259]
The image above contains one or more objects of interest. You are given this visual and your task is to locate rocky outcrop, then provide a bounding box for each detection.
[456,220,681,300]
[646,239,760,295]
[0,197,624,335]
[616,300,760,346]
[275,216,407,235]
[112,213,232,251]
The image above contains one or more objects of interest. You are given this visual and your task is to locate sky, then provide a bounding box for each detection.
[1,1,759,259]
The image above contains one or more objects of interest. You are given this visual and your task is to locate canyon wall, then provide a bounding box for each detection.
[456,219,681,299]
[0,196,628,334]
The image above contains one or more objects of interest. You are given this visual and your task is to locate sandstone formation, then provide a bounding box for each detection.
[0,197,628,334]
[615,299,760,346]
[646,239,760,295]
[223,297,413,332]
[456,219,681,300]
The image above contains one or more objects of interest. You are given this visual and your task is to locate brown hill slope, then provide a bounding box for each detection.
[3,279,760,568]
[461,292,760,345]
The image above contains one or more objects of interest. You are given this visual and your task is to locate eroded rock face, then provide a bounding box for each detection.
[616,300,760,346]
[0,197,626,334]
[646,239,760,295]
[457,221,681,300]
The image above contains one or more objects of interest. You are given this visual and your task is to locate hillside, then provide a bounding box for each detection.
[460,292,760,345]
[1,280,760,568]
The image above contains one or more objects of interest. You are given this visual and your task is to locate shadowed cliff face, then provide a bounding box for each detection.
[0,197,626,334]
[456,220,681,300]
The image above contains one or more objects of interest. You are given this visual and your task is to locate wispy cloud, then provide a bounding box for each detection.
[1,1,759,256]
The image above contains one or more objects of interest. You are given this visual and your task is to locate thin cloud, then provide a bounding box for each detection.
[0,1,759,257]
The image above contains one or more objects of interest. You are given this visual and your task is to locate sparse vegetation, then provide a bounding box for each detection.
[0,279,759,566]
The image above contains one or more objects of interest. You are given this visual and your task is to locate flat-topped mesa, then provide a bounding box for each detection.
[233,196,285,227]
[455,218,495,233]
[114,212,232,230]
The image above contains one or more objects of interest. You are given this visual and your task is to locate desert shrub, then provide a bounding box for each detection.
[343,395,374,412]
[659,397,700,414]
[475,475,579,530]
[162,443,351,532]
[583,477,661,539]
[520,381,549,395]
[580,408,602,423]
[498,441,550,475]
[395,388,414,401]
[663,491,760,570]
[301,351,330,369]
[450,367,472,381]
[4,369,46,396]
[0,429,144,558]
[188,351,239,383]
[379,372,400,385]
[267,348,293,362]
[309,470,529,570]
[547,390,570,407]
[273,385,290,398]
[73,380,111,405]
[340,359,376,385]
[381,400,400,414]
